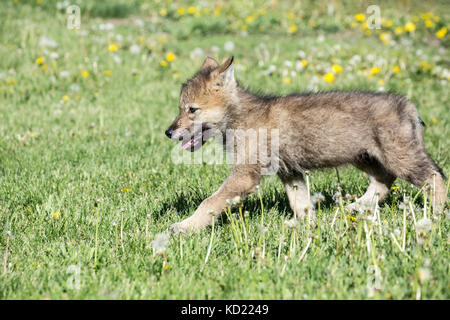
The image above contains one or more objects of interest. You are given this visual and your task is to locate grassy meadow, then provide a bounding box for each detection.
[0,0,449,299]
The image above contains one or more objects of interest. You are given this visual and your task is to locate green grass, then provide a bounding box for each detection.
[0,0,449,299]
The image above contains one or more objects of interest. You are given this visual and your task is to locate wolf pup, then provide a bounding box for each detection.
[165,56,446,232]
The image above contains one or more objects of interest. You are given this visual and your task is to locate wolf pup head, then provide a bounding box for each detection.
[165,56,236,152]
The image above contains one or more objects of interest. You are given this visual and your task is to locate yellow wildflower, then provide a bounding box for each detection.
[425,20,434,28]
[420,61,431,71]
[52,211,61,220]
[287,12,295,20]
[355,13,365,22]
[405,22,416,32]
[383,20,393,28]
[245,16,254,24]
[370,67,380,75]
[159,8,167,16]
[288,24,297,34]
[436,27,447,39]
[431,117,439,125]
[301,59,308,67]
[160,60,168,67]
[379,79,385,86]
[187,7,196,14]
[282,77,291,84]
[7,79,16,85]
[35,56,44,65]
[177,7,185,15]
[40,64,47,70]
[420,12,433,20]
[104,70,112,76]
[166,52,176,62]
[332,64,343,73]
[380,32,391,44]
[392,65,400,73]
[392,186,398,191]
[81,70,89,77]
[62,95,70,102]
[108,44,118,52]
[394,26,403,34]
[323,73,335,82]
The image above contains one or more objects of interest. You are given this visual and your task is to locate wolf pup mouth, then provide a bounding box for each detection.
[180,126,212,152]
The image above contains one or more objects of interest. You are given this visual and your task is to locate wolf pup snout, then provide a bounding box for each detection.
[165,56,447,233]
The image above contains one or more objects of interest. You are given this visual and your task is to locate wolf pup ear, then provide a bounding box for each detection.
[216,56,235,87]
[201,57,219,70]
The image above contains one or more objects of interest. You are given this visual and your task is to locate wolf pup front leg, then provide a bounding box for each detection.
[168,165,261,233]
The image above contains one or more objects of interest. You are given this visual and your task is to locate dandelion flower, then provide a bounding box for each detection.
[323,73,335,82]
[108,44,118,52]
[231,196,242,206]
[177,7,185,15]
[151,233,170,253]
[425,20,434,28]
[62,95,70,102]
[405,22,416,32]
[257,224,268,236]
[160,60,168,67]
[130,44,140,54]
[394,26,403,35]
[288,25,297,34]
[283,77,291,84]
[52,211,61,219]
[81,70,89,77]
[354,13,365,22]
[379,32,391,44]
[159,8,167,17]
[370,67,380,76]
[35,56,45,65]
[166,52,176,62]
[392,65,400,73]
[418,268,432,283]
[284,218,300,229]
[224,41,235,52]
[416,218,432,233]
[436,27,447,39]
[332,64,343,73]
[311,192,325,204]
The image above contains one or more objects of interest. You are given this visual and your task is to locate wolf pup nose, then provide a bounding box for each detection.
[165,128,173,138]
[165,56,447,233]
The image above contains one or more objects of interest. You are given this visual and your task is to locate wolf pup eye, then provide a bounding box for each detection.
[189,106,198,113]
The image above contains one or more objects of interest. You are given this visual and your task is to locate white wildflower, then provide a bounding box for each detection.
[39,36,58,48]
[257,224,268,236]
[284,218,300,229]
[311,192,325,204]
[418,268,432,283]
[297,50,306,59]
[416,218,432,233]
[130,44,140,54]
[231,196,242,206]
[151,233,170,253]
[224,41,235,52]
[189,47,204,61]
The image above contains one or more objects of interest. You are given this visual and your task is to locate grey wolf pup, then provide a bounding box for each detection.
[165,56,446,232]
